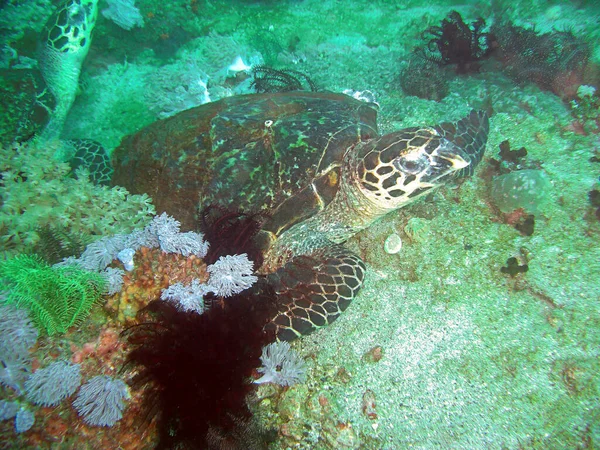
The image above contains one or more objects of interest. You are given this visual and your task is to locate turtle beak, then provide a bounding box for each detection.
[425,140,471,183]
[436,142,470,169]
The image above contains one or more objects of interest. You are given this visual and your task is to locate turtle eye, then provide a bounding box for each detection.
[393,154,429,175]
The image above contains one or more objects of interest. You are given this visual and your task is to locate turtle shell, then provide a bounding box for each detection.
[112,92,378,233]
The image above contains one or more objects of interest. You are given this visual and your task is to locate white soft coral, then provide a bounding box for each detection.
[254,341,306,387]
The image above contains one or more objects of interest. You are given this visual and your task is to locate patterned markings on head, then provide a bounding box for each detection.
[354,127,471,209]
[47,0,98,53]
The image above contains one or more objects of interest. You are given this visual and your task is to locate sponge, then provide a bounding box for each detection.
[491,169,551,214]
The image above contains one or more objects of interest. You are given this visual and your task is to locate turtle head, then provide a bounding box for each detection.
[351,110,489,211]
[42,0,99,54]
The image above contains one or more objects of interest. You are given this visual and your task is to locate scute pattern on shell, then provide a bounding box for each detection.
[112,92,378,231]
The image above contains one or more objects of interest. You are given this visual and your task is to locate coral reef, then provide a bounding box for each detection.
[569,85,600,135]
[143,59,212,119]
[2,1,599,448]
[0,141,155,257]
[106,246,209,324]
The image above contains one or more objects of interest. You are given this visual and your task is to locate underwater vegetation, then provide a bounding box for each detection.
[0,0,599,447]
[0,254,106,335]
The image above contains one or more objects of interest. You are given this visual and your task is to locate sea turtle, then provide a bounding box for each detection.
[38,0,99,140]
[112,92,489,340]
[34,0,113,179]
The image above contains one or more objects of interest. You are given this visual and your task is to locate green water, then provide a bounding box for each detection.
[0,0,599,448]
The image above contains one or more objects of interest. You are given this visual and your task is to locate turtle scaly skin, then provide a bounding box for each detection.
[38,0,98,140]
[262,110,489,339]
[112,93,490,340]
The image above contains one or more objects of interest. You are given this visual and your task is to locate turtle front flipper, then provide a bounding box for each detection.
[263,244,366,341]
